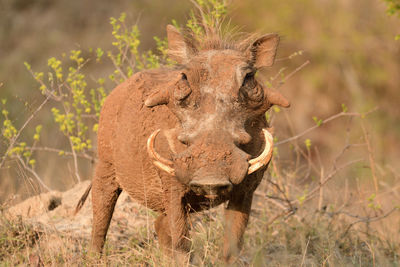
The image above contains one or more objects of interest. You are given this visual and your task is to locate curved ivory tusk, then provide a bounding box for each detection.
[147,129,175,175]
[247,128,274,174]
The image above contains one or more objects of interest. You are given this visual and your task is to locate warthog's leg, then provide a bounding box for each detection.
[156,181,191,263]
[223,192,253,263]
[169,203,191,264]
[90,160,121,253]
[170,206,190,251]
[155,213,171,248]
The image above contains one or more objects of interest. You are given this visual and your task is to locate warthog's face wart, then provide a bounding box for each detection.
[146,25,289,198]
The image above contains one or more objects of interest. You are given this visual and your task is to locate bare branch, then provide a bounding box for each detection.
[265,197,302,223]
[276,107,378,146]
[68,137,81,183]
[109,54,128,81]
[277,60,310,89]
[27,146,96,161]
[0,95,51,169]
[16,155,51,192]
[339,207,399,238]
[294,158,365,205]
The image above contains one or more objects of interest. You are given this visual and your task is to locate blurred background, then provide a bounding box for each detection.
[0,0,399,202]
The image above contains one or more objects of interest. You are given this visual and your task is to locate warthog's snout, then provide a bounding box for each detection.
[189,179,233,198]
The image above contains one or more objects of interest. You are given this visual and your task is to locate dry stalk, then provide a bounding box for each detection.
[337,207,398,238]
[265,197,301,223]
[315,148,324,211]
[361,121,379,193]
[271,159,290,200]
[109,55,128,81]
[16,155,51,192]
[276,60,310,89]
[300,236,311,267]
[364,240,376,267]
[292,141,318,180]
[66,137,81,183]
[295,158,364,205]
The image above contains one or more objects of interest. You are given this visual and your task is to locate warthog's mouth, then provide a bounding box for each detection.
[146,128,274,176]
[204,194,218,200]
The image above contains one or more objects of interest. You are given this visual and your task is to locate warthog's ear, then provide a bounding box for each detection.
[249,34,280,69]
[145,89,169,107]
[264,87,290,108]
[166,25,195,64]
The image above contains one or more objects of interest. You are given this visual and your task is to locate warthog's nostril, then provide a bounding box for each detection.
[190,184,204,195]
[218,184,233,195]
[189,181,232,196]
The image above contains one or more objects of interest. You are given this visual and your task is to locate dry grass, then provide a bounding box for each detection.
[0,192,398,266]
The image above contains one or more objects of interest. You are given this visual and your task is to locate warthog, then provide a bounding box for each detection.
[76,24,289,263]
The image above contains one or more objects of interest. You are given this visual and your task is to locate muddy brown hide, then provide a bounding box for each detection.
[89,25,289,263]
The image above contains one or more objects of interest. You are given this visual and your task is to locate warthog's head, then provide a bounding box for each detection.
[145,25,289,199]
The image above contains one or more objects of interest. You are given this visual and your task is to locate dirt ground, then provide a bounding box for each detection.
[5,181,154,247]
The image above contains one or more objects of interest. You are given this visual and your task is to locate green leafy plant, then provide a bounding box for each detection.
[383,0,400,39]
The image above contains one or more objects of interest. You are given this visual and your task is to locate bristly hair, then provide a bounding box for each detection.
[181,0,260,54]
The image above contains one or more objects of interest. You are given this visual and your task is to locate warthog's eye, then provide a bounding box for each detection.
[239,72,263,107]
[241,72,256,88]
[174,73,192,104]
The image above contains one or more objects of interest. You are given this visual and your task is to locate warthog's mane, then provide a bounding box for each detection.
[170,18,260,59]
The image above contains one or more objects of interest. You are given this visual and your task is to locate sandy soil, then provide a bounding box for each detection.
[5,181,154,245]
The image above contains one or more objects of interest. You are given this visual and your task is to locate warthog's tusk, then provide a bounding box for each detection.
[147,129,176,175]
[247,128,274,174]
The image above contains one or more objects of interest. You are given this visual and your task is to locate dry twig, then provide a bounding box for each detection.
[276,107,378,146]
[0,95,51,169]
